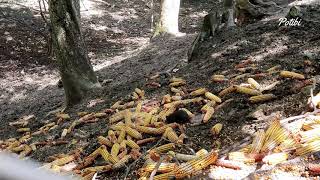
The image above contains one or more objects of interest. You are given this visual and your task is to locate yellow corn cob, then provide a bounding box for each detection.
[111,101,122,109]
[144,163,177,173]
[211,75,226,82]
[262,126,289,152]
[109,122,125,131]
[164,127,179,143]
[124,110,132,126]
[203,107,214,123]
[264,119,281,142]
[249,94,276,103]
[235,86,262,96]
[50,155,75,166]
[117,130,126,143]
[99,145,119,164]
[299,127,320,143]
[111,143,120,157]
[169,81,186,87]
[125,126,142,139]
[94,112,107,118]
[126,139,140,149]
[135,88,145,97]
[82,172,96,180]
[107,130,117,143]
[247,78,261,90]
[205,92,222,103]
[19,134,31,143]
[154,172,175,180]
[12,144,26,152]
[135,101,142,113]
[113,155,131,169]
[201,101,216,112]
[275,138,297,152]
[109,111,124,123]
[280,70,305,80]
[250,130,265,153]
[179,108,194,118]
[267,65,281,73]
[132,92,140,100]
[190,88,207,96]
[143,113,152,126]
[162,94,172,104]
[170,87,185,95]
[262,152,288,165]
[29,144,37,151]
[211,123,223,136]
[218,85,236,97]
[154,143,175,153]
[174,151,218,179]
[61,129,68,138]
[228,152,255,163]
[149,107,160,115]
[120,140,127,149]
[177,133,186,144]
[97,136,112,147]
[196,149,209,157]
[19,145,32,158]
[171,96,182,101]
[295,140,320,156]
[170,77,185,83]
[17,128,30,133]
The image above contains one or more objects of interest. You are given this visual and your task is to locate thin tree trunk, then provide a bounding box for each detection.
[49,0,100,107]
[155,0,181,36]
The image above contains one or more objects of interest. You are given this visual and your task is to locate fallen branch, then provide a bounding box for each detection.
[123,138,164,180]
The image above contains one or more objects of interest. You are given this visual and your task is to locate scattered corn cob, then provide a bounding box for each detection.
[190,88,207,96]
[17,128,30,133]
[111,143,120,157]
[280,70,305,80]
[164,127,179,143]
[144,163,177,173]
[113,155,131,169]
[262,152,288,165]
[247,78,261,91]
[125,126,143,139]
[211,123,223,136]
[154,143,175,153]
[249,94,276,103]
[98,136,112,147]
[250,130,265,153]
[205,92,222,103]
[126,139,140,149]
[228,152,255,163]
[219,85,236,97]
[169,81,186,87]
[235,86,262,96]
[203,107,214,123]
[137,138,157,145]
[211,75,227,82]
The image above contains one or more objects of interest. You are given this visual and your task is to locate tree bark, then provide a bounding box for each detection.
[49,0,100,107]
[155,0,181,36]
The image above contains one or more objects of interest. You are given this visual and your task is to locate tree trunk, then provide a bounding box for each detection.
[49,0,100,107]
[154,0,181,36]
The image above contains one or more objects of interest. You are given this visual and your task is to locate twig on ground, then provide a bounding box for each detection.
[123,138,164,180]
[149,156,163,180]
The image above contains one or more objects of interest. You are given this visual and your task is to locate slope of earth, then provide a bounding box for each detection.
[1,0,320,180]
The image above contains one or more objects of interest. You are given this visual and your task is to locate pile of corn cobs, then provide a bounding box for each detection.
[1,69,320,180]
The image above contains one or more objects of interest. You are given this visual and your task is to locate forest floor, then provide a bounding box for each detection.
[1,0,320,179]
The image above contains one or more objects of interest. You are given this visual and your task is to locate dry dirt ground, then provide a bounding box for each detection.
[1,0,320,179]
